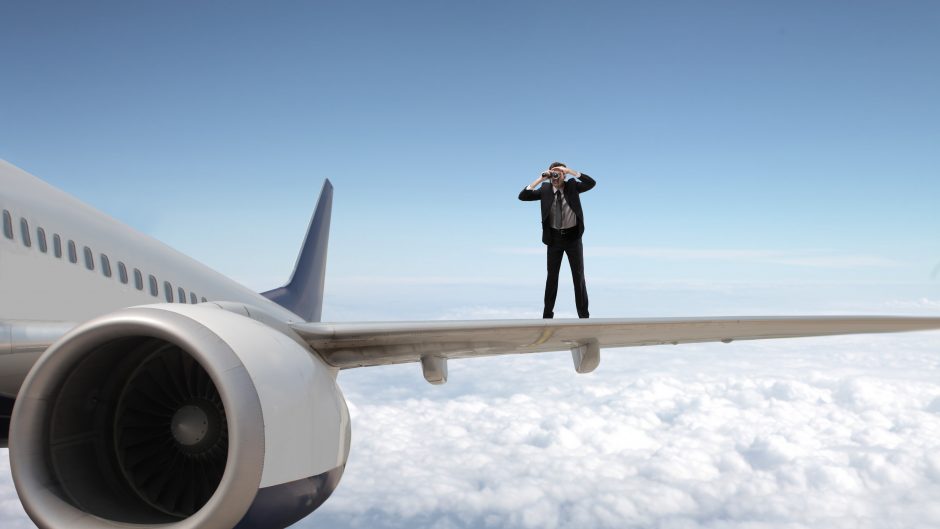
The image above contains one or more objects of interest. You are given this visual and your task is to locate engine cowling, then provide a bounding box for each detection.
[10,304,351,529]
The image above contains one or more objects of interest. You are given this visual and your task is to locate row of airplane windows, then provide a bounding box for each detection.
[3,209,207,305]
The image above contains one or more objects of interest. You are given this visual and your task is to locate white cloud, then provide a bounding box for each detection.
[304,334,940,529]
[332,276,541,287]
[434,306,546,320]
[0,452,31,529]
[493,246,903,269]
[883,298,940,312]
[3,335,940,529]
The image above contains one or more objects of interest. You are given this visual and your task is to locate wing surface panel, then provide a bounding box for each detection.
[292,316,940,369]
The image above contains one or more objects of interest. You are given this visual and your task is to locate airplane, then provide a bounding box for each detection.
[2,158,939,529]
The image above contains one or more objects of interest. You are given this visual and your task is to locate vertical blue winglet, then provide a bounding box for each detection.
[262,179,333,322]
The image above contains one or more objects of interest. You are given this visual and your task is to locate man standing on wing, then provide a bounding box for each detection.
[518,162,596,319]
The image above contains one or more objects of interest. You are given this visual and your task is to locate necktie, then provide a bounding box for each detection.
[554,191,563,229]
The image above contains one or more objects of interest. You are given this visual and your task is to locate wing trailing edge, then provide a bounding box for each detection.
[262,179,333,322]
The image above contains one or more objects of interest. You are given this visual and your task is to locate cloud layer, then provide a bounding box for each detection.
[308,334,940,529]
[2,334,939,529]
[493,246,904,269]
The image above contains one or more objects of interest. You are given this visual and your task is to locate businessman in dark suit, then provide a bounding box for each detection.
[518,162,596,319]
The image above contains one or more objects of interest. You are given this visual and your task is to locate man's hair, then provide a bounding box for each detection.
[549,161,566,169]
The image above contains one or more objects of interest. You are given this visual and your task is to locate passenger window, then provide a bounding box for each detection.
[149,275,158,296]
[84,246,94,270]
[53,234,62,258]
[178,287,186,303]
[164,281,173,302]
[118,262,128,284]
[190,292,198,304]
[37,227,47,253]
[134,269,144,290]
[101,254,112,277]
[20,219,31,247]
[2,210,12,239]
[68,241,77,263]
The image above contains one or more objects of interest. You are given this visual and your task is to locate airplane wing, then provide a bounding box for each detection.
[291,315,940,383]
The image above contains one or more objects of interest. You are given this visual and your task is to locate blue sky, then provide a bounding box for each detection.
[3,3,940,529]
[2,1,939,320]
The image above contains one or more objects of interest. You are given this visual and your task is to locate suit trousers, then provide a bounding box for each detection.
[543,231,589,319]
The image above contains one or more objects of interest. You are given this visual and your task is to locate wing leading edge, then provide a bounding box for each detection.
[292,315,940,383]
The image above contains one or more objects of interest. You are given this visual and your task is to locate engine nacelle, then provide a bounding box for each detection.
[10,304,351,529]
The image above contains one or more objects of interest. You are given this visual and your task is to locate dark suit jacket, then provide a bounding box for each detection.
[518,173,595,245]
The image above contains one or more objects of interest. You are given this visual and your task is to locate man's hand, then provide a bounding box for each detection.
[528,173,550,190]
[557,166,581,177]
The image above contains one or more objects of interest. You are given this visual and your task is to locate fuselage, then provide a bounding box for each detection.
[0,160,299,324]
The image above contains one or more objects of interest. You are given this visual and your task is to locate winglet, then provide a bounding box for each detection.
[262,179,333,322]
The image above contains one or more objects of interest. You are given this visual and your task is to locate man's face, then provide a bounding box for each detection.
[549,168,565,187]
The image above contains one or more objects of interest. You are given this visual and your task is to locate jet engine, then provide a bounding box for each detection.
[9,304,350,529]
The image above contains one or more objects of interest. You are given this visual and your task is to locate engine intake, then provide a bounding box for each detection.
[11,304,349,529]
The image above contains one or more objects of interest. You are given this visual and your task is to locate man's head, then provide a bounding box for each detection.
[546,162,566,188]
